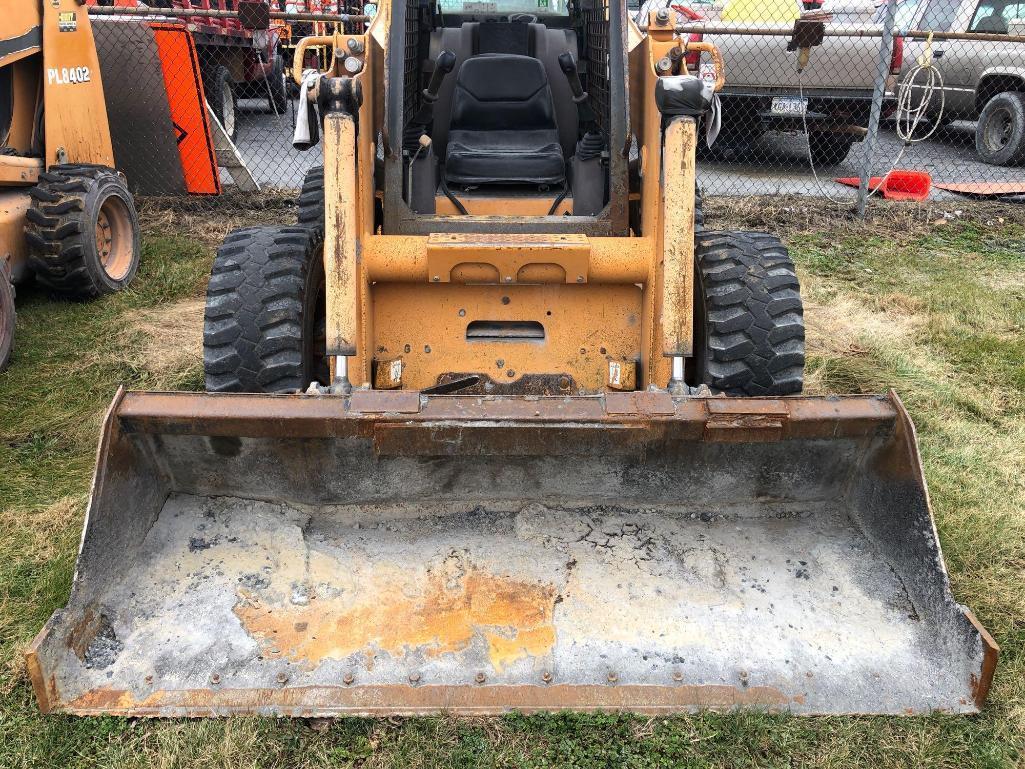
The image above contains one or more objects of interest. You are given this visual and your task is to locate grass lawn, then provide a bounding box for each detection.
[0,196,1022,768]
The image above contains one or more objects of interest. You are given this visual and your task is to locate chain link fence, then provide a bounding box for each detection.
[653,0,1025,206]
[86,3,365,197]
[84,1,1024,210]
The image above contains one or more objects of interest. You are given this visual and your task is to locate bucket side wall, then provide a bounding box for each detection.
[846,396,998,706]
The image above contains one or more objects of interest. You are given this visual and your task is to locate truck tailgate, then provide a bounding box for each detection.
[701,25,883,92]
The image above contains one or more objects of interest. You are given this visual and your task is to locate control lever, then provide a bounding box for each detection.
[423,50,457,104]
[558,52,603,160]
[405,50,456,152]
[405,50,458,214]
[558,52,589,108]
[558,53,600,130]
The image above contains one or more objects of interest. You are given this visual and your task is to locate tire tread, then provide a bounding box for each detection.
[694,231,805,396]
[203,226,324,393]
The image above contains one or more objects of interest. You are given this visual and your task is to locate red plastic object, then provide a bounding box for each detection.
[835,170,932,201]
[891,36,904,74]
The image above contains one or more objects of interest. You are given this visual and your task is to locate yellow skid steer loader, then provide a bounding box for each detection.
[1,1,143,372]
[29,0,996,716]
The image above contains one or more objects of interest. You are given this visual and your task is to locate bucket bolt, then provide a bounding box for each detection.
[475,672,487,685]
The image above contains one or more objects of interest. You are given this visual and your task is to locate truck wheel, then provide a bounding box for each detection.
[297,165,324,232]
[206,65,238,142]
[690,231,804,396]
[808,132,855,167]
[25,165,141,299]
[0,267,14,373]
[267,54,288,114]
[204,226,328,393]
[975,91,1025,166]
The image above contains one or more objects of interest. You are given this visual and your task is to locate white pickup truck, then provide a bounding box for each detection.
[634,0,899,166]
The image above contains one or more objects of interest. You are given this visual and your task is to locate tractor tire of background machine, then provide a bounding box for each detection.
[24,165,141,300]
[975,91,1025,167]
[267,54,288,114]
[205,65,238,142]
[203,226,328,393]
[690,230,805,396]
[0,265,14,373]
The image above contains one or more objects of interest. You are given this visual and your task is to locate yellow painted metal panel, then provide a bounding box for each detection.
[41,0,114,167]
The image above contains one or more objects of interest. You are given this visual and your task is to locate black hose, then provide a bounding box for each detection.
[438,173,469,215]
[547,183,570,216]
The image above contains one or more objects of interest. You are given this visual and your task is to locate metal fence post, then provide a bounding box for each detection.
[857,0,898,217]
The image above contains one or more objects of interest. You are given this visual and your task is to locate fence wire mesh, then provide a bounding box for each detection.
[78,0,1025,209]
[637,0,1025,203]
[85,2,364,198]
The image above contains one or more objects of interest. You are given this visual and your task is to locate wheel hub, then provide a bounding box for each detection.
[96,196,135,281]
[985,107,1012,151]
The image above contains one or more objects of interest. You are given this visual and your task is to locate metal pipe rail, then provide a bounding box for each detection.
[659,23,1025,44]
[86,7,370,24]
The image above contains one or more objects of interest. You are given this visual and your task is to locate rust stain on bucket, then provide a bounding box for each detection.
[233,564,557,671]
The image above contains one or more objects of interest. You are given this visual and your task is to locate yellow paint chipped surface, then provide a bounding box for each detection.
[233,563,556,672]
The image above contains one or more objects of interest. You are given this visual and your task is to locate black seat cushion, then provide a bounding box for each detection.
[445,54,566,186]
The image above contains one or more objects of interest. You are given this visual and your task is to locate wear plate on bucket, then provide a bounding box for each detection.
[28,390,996,716]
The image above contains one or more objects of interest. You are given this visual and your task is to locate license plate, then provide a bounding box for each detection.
[771,96,808,116]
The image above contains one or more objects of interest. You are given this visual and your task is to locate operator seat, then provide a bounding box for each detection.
[444,54,566,187]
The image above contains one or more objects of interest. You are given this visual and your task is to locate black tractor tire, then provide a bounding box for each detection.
[204,226,328,393]
[975,91,1025,167]
[297,165,325,232]
[24,164,141,299]
[694,185,704,231]
[807,131,855,168]
[0,267,14,373]
[205,64,238,142]
[267,54,288,114]
[690,231,805,396]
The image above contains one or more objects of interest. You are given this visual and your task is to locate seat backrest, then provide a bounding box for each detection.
[428,23,578,156]
[449,54,557,134]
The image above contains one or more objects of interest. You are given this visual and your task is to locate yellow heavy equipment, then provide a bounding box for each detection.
[29,0,996,716]
[0,0,142,372]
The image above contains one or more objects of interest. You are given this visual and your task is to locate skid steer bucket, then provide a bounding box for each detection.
[29,389,996,716]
